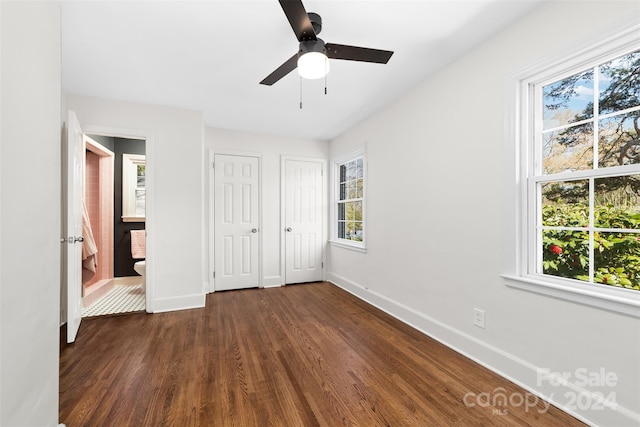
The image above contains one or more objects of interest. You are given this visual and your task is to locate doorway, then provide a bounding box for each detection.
[81,134,147,317]
[64,111,154,342]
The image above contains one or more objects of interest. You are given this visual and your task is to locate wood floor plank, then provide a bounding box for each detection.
[60,282,585,426]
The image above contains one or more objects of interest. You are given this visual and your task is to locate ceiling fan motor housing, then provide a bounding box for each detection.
[298,38,326,59]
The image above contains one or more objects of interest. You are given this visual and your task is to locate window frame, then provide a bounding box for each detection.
[503,21,640,318]
[122,153,146,222]
[330,147,367,252]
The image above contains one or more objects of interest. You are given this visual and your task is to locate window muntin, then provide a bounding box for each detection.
[533,49,640,291]
[336,156,364,244]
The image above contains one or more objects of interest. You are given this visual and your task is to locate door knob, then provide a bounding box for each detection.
[286,227,292,232]
[251,228,258,233]
[65,236,84,244]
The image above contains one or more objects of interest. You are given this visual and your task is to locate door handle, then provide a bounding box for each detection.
[286,227,292,232]
[251,228,258,233]
[63,236,84,244]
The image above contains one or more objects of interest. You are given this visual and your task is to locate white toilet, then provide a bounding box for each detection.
[134,260,146,292]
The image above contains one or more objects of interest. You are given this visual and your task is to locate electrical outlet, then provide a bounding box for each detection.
[473,308,485,329]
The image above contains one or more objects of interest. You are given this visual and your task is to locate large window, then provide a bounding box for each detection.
[534,49,640,291]
[332,151,366,250]
[506,24,640,316]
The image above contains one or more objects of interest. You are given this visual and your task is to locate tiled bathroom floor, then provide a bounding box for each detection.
[83,278,145,317]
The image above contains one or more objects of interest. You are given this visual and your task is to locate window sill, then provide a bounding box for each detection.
[501,274,640,318]
[122,216,146,223]
[329,240,367,253]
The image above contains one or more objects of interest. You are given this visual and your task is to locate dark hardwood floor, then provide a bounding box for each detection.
[60,282,583,426]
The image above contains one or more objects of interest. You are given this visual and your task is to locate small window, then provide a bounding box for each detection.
[332,151,366,250]
[122,153,145,222]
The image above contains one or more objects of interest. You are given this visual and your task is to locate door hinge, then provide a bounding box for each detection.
[213,271,215,279]
[212,161,215,169]
[322,262,324,268]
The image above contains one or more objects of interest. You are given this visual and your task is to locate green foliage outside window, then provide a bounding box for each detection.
[542,204,640,290]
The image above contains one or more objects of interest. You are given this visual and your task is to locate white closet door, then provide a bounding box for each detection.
[284,159,323,284]
[214,154,260,291]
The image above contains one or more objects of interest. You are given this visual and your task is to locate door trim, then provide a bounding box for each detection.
[81,124,155,313]
[209,149,263,292]
[280,155,328,285]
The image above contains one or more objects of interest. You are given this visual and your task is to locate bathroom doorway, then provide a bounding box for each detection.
[81,134,147,317]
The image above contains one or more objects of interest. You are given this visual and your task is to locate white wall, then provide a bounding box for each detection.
[327,1,640,426]
[1,2,61,425]
[205,127,328,287]
[65,95,205,313]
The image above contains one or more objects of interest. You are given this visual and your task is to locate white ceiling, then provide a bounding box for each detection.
[61,0,542,141]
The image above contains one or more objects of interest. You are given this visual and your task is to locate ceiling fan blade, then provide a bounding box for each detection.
[279,0,316,41]
[260,53,298,86]
[325,43,394,64]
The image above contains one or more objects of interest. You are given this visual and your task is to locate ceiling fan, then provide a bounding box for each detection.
[260,0,394,86]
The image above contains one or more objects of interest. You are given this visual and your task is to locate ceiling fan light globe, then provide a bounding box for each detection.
[297,52,329,80]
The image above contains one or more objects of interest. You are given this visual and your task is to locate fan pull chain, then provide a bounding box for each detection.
[299,76,303,109]
[325,57,328,95]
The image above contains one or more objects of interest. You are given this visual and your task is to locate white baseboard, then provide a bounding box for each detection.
[326,272,639,427]
[262,275,282,288]
[152,293,205,313]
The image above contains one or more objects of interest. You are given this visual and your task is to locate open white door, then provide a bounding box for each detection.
[65,111,84,343]
[284,159,324,284]
[214,154,260,291]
